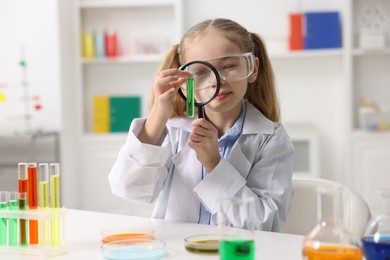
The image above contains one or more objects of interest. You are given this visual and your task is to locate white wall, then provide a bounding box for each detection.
[0,0,351,212]
[0,0,61,134]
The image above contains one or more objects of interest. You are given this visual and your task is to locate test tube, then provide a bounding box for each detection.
[8,191,18,246]
[27,162,38,244]
[186,77,195,118]
[19,192,28,246]
[39,163,49,245]
[50,163,61,246]
[0,191,8,246]
[18,163,28,246]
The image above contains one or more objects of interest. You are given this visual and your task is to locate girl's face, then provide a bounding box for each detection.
[182,30,258,119]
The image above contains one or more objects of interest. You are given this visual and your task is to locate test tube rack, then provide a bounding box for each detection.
[0,207,67,256]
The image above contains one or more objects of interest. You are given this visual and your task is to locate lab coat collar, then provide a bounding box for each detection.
[167,101,275,135]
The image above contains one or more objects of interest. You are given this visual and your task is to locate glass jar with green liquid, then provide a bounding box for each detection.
[217,197,255,260]
[302,187,363,260]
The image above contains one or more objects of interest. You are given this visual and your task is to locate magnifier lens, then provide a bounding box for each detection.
[180,63,217,104]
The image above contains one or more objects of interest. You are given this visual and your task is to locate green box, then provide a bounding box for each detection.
[109,96,141,132]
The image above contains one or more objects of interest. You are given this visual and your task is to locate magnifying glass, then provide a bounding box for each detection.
[178,60,221,118]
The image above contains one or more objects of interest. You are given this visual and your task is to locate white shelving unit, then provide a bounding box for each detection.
[72,0,183,214]
[348,0,390,215]
[76,0,183,136]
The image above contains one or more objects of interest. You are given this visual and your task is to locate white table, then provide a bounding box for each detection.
[0,209,305,259]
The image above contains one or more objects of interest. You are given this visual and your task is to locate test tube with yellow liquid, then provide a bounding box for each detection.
[39,163,49,246]
[50,163,61,246]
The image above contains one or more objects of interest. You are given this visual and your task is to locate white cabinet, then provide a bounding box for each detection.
[285,124,320,178]
[351,132,390,216]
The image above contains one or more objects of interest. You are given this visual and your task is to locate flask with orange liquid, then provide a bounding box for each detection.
[302,187,363,260]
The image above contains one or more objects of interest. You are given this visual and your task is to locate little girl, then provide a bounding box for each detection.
[108,18,294,232]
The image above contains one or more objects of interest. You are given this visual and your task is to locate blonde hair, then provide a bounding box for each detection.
[151,18,280,122]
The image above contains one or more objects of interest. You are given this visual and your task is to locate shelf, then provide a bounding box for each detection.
[81,55,164,64]
[79,0,178,8]
[352,48,390,56]
[352,130,390,140]
[269,49,343,60]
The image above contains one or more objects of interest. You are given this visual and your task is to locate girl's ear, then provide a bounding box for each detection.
[248,57,259,84]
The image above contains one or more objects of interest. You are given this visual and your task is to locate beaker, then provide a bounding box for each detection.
[362,188,390,259]
[302,187,363,259]
[217,197,255,260]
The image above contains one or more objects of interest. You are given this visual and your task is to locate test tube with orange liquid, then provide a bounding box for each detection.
[18,162,28,246]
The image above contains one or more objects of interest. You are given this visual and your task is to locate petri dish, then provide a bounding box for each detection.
[101,228,155,244]
[101,238,166,260]
[184,234,219,254]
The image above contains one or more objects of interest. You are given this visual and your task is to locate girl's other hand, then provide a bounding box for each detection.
[152,68,192,120]
[188,118,221,173]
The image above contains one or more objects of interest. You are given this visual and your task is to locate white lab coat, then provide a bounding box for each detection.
[108,101,295,232]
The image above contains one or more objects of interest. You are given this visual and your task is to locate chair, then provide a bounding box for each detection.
[283,176,372,238]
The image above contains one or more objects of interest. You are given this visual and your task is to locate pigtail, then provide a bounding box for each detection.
[246,33,280,123]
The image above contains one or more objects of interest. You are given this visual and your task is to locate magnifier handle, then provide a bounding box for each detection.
[198,106,204,118]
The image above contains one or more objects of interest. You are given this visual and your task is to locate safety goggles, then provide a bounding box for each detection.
[193,52,255,83]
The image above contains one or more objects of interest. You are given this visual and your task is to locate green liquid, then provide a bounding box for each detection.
[219,240,255,260]
[9,200,18,246]
[0,202,7,245]
[186,77,194,118]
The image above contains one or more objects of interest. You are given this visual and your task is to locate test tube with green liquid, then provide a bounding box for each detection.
[50,163,61,246]
[186,77,195,118]
[39,163,49,246]
[0,191,8,246]
[8,191,18,246]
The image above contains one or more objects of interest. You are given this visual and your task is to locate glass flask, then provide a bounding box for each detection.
[362,188,390,259]
[302,186,363,260]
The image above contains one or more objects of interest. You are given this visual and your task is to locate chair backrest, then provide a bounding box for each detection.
[283,176,372,238]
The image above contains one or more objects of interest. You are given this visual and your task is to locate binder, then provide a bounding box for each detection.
[304,11,341,49]
[109,97,141,133]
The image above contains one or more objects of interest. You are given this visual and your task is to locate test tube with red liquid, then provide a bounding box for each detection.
[27,162,38,244]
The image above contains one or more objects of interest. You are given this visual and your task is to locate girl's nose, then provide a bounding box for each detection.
[217,70,226,84]
[212,71,226,87]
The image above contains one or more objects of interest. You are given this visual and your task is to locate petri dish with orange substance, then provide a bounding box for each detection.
[101,228,155,244]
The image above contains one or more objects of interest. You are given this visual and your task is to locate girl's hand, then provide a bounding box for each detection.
[188,118,221,173]
[139,68,191,145]
[151,68,192,120]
